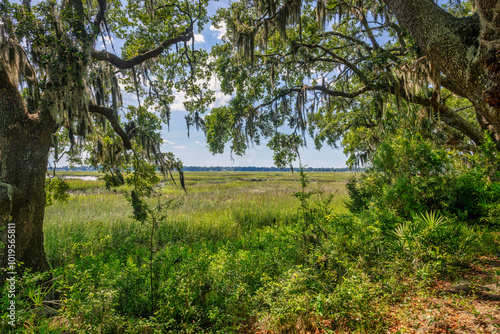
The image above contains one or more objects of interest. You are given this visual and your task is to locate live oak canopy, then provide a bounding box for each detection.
[0,0,210,275]
[206,0,500,167]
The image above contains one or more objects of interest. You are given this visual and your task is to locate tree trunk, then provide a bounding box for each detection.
[0,64,53,277]
[384,0,500,143]
[0,122,52,277]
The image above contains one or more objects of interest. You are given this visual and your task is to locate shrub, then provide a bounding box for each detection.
[387,211,479,264]
[45,177,70,206]
[346,133,500,226]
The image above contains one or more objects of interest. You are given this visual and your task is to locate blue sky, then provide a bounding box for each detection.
[97,0,349,168]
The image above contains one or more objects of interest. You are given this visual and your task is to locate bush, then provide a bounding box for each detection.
[346,133,500,226]
[387,211,480,264]
[45,177,70,206]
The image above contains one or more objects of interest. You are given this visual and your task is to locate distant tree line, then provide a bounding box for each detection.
[182,166,360,172]
[51,166,361,173]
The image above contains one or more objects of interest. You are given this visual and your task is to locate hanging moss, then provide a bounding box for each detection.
[232,0,302,63]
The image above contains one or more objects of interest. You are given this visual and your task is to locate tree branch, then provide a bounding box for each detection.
[93,0,106,32]
[301,43,369,84]
[303,84,371,98]
[0,62,35,130]
[312,31,373,52]
[383,0,474,89]
[91,26,194,69]
[389,83,483,145]
[440,76,467,98]
[354,7,380,50]
[254,85,371,111]
[88,104,132,149]
[68,0,90,38]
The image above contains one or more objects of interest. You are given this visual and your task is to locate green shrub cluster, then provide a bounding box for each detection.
[45,177,70,206]
[346,133,500,226]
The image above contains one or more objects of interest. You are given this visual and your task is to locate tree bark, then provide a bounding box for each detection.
[384,0,500,142]
[477,0,500,123]
[0,65,53,277]
[0,126,52,276]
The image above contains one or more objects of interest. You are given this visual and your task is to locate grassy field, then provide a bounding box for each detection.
[3,171,499,333]
[44,171,352,266]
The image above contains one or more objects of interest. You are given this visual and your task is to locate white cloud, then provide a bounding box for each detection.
[210,22,227,40]
[95,34,115,50]
[173,145,187,149]
[194,34,205,43]
[195,141,201,144]
[101,35,114,43]
[196,76,231,109]
[210,91,231,109]
[170,76,231,112]
[163,139,175,145]
[171,90,188,111]
[121,91,139,107]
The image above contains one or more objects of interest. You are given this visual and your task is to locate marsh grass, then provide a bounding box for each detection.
[39,172,356,332]
[44,172,349,269]
[64,178,104,191]
[45,171,349,242]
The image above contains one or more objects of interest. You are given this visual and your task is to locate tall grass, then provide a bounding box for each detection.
[63,178,104,191]
[44,172,349,259]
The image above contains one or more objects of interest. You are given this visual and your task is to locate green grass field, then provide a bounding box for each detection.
[44,171,352,266]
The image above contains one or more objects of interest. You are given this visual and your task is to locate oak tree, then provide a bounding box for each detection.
[0,0,210,275]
